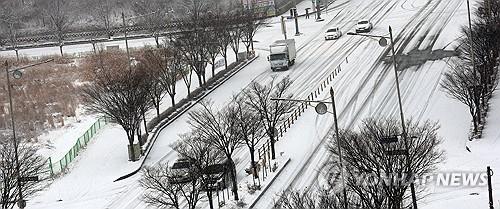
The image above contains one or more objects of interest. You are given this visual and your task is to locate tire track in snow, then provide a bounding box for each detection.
[281,0,462,197]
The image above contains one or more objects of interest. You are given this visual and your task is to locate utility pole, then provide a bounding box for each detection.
[330,88,348,208]
[389,26,418,209]
[122,12,132,72]
[4,61,24,209]
[487,166,494,209]
[272,89,348,207]
[4,59,53,209]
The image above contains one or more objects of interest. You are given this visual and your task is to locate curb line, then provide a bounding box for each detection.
[248,158,291,209]
[114,54,259,182]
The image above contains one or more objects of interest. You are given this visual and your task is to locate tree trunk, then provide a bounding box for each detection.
[270,132,276,160]
[223,53,228,70]
[126,130,136,161]
[136,127,142,146]
[143,112,148,137]
[155,101,160,117]
[197,73,203,88]
[170,94,176,107]
[228,158,239,200]
[250,148,258,179]
[155,35,160,48]
[207,190,214,209]
[251,38,254,51]
[59,45,64,57]
[470,107,478,134]
[234,49,239,62]
[211,59,216,77]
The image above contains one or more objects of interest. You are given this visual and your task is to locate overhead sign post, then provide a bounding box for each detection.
[281,16,288,40]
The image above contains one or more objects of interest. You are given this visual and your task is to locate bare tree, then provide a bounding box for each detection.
[273,189,347,209]
[233,95,265,180]
[186,100,243,200]
[137,47,169,116]
[0,1,28,60]
[215,17,232,70]
[87,0,114,39]
[167,0,213,86]
[132,0,171,47]
[149,44,185,108]
[139,164,183,209]
[241,8,265,54]
[441,59,482,133]
[180,59,194,98]
[458,23,499,106]
[174,131,225,209]
[0,139,46,209]
[228,16,243,62]
[206,22,221,77]
[42,0,73,56]
[80,50,152,161]
[244,76,294,159]
[325,118,444,208]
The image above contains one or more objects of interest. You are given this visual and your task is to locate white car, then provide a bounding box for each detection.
[355,19,373,33]
[325,27,342,40]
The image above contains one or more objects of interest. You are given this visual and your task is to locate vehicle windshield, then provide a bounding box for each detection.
[359,21,369,24]
[270,53,287,61]
[327,28,338,32]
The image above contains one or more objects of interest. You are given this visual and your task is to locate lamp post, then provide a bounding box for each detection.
[347,26,418,209]
[271,87,348,208]
[4,59,53,209]
[121,12,132,73]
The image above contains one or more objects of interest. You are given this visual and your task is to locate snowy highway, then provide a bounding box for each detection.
[26,0,478,208]
[251,0,468,207]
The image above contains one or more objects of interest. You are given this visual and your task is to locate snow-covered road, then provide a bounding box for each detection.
[27,0,484,208]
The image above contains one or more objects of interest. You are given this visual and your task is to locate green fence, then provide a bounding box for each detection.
[43,117,108,177]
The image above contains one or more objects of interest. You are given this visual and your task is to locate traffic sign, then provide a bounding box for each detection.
[380,135,400,144]
[19,176,39,182]
[386,149,408,156]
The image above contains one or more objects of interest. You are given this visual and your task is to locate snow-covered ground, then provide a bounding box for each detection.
[21,0,500,208]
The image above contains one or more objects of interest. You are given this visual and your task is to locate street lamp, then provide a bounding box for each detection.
[4,59,53,209]
[347,26,418,209]
[272,87,348,208]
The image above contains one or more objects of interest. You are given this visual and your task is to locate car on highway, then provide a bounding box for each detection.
[325,27,342,40]
[355,19,373,33]
[168,158,194,184]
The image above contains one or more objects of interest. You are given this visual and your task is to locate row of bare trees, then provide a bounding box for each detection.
[167,0,265,87]
[0,0,265,60]
[79,0,266,161]
[0,0,74,55]
[441,0,500,136]
[274,118,444,209]
[139,76,294,209]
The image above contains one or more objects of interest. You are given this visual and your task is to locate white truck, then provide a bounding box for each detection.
[268,39,296,71]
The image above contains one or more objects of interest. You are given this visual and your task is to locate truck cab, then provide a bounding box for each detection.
[269,39,296,71]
